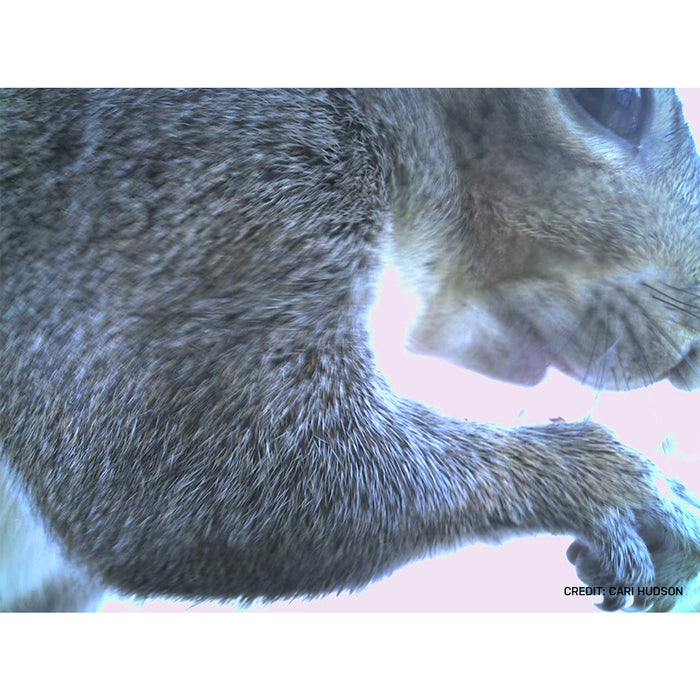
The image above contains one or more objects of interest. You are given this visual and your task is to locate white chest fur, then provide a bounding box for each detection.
[0,451,68,610]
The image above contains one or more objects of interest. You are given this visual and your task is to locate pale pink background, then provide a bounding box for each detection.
[103,89,700,613]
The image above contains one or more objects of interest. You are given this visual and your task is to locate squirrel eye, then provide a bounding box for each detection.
[570,88,647,144]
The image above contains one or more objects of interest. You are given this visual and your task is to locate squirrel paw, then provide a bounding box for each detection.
[566,478,700,612]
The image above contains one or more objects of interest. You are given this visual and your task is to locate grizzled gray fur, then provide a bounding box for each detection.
[1,89,699,612]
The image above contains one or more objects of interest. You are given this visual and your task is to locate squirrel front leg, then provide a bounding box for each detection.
[20,340,698,610]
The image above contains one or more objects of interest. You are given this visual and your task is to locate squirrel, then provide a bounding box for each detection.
[1,88,699,612]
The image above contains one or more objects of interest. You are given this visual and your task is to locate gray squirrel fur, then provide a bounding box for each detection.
[1,88,699,612]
